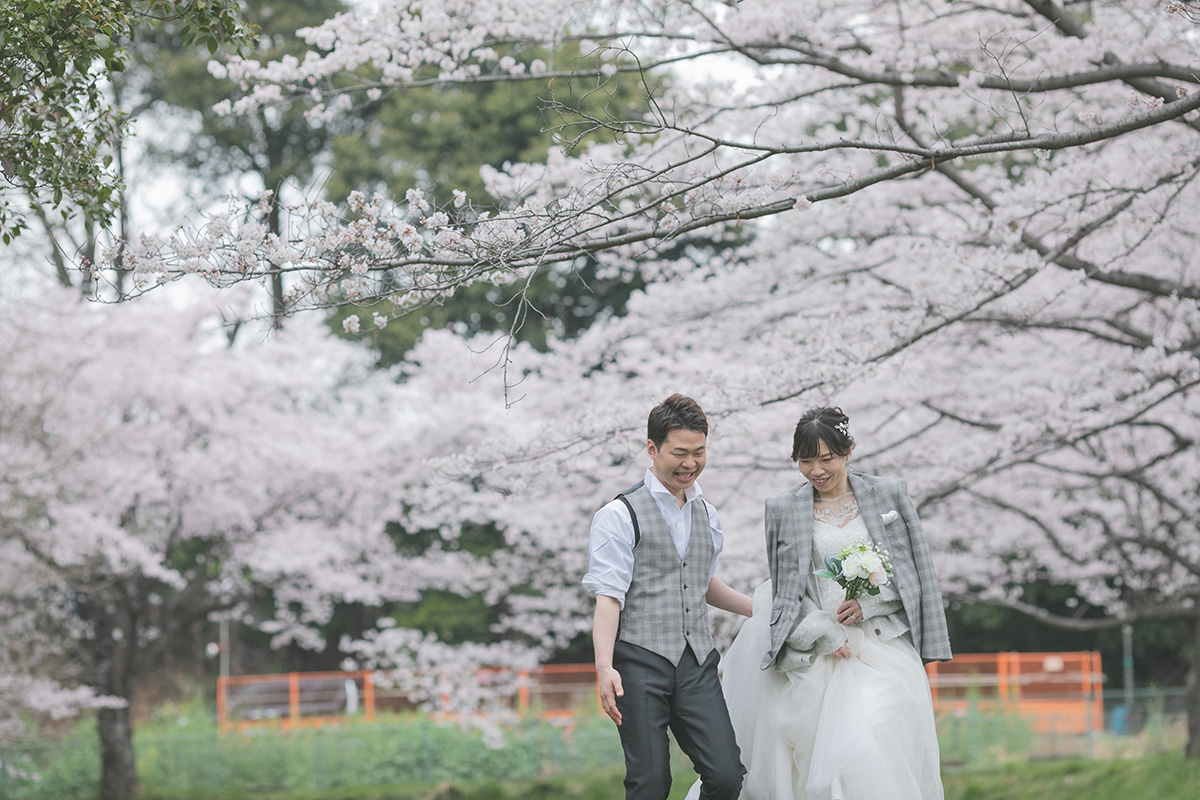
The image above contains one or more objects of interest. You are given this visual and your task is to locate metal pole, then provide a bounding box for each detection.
[219,617,230,679]
[1122,623,1134,717]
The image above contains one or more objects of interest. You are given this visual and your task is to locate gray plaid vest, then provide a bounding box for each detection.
[614,481,716,666]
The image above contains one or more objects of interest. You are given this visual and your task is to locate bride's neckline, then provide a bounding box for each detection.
[812,494,861,528]
[813,490,854,503]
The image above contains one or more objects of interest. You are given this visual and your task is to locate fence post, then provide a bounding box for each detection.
[421,718,432,783]
[529,719,541,778]
[216,675,226,732]
[518,670,530,714]
[364,671,375,723]
[1085,686,1095,759]
[289,672,301,728]
[317,727,327,790]
[210,731,221,791]
[969,703,981,766]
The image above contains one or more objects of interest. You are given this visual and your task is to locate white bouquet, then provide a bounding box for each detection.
[813,542,893,600]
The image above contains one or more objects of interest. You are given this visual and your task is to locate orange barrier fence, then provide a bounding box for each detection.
[218,670,378,732]
[217,664,602,732]
[928,651,1104,734]
[218,652,1103,734]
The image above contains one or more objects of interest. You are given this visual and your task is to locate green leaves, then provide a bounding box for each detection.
[0,0,255,241]
[813,553,843,581]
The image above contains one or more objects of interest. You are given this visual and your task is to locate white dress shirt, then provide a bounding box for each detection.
[582,468,724,608]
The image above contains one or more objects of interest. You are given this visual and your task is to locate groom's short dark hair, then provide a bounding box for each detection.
[647,394,708,447]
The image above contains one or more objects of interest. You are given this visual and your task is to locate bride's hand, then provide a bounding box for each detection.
[836,599,863,626]
[832,644,851,659]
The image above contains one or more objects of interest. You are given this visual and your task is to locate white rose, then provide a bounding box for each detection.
[869,569,889,586]
[841,552,869,580]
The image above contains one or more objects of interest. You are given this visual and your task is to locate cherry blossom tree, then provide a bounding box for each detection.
[0,291,410,798]
[86,0,1200,757]
[117,2,1198,322]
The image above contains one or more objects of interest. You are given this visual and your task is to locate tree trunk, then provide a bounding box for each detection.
[97,705,140,800]
[1187,612,1200,758]
[268,189,285,330]
[79,593,142,799]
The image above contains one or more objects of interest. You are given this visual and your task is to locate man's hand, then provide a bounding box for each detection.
[592,596,624,725]
[597,665,624,725]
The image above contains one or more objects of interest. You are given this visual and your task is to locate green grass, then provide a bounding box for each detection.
[0,709,626,800]
[118,753,1200,800]
[2,698,1192,800]
[132,772,627,800]
[941,752,1200,800]
[7,752,1200,800]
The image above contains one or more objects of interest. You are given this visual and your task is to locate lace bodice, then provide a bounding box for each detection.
[809,514,871,611]
[812,496,861,528]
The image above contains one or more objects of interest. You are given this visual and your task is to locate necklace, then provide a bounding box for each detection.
[814,490,854,503]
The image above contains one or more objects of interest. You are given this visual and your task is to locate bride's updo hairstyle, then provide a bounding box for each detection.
[791,406,855,462]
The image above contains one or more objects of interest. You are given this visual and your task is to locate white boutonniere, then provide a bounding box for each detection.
[881,510,899,525]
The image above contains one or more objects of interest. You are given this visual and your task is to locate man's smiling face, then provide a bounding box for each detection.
[647,428,707,501]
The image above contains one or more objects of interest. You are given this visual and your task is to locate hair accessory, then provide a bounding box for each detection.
[835,420,850,438]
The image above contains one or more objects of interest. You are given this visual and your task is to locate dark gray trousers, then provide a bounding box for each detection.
[612,640,745,800]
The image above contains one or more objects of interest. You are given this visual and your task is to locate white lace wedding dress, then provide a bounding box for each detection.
[687,504,943,800]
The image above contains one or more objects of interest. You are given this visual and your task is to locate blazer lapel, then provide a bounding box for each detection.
[851,473,886,548]
[791,481,815,579]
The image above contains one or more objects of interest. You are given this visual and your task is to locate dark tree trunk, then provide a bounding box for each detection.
[268,190,285,330]
[97,705,140,800]
[80,593,141,799]
[1187,612,1200,758]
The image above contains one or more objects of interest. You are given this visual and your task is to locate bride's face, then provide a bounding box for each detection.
[797,440,852,499]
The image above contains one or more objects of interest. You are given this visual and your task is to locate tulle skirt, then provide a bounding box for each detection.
[687,582,943,800]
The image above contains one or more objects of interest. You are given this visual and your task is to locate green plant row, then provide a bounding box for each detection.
[112,752,1200,800]
[0,714,624,800]
[0,700,1188,800]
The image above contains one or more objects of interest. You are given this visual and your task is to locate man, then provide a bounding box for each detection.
[584,394,752,800]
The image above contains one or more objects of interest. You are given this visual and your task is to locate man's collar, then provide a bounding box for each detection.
[643,467,703,503]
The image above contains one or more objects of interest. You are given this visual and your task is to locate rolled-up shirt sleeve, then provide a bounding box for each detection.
[582,500,637,608]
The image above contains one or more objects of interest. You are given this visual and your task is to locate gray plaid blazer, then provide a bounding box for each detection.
[761,471,952,669]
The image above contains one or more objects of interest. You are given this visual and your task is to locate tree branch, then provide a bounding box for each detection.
[968,595,1198,630]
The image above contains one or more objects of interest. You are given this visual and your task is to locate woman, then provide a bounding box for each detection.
[688,406,951,800]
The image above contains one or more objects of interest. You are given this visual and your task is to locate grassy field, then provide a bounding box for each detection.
[118,752,1200,800]
[1,696,1189,800]
[941,752,1200,800]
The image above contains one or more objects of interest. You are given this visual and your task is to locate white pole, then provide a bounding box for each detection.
[219,617,231,679]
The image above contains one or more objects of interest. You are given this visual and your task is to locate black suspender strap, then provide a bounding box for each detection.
[614,482,644,548]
